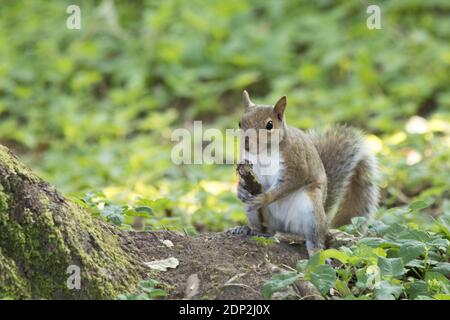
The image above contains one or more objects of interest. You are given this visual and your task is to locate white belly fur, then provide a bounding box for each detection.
[244,151,315,237]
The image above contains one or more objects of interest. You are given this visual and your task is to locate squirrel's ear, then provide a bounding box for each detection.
[273,96,287,121]
[243,90,255,111]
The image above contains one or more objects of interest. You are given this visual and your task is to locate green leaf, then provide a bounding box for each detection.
[384,224,409,239]
[146,289,167,298]
[398,241,426,263]
[321,248,350,263]
[307,264,337,295]
[355,267,370,290]
[263,272,300,299]
[307,251,323,268]
[356,265,382,291]
[99,204,125,225]
[435,217,450,239]
[117,279,166,300]
[336,268,353,282]
[378,257,405,278]
[405,280,428,299]
[374,281,403,300]
[139,280,167,298]
[429,238,450,251]
[295,259,308,272]
[349,244,385,265]
[432,262,450,276]
[368,220,389,235]
[406,259,426,269]
[434,294,450,300]
[398,229,432,243]
[357,237,388,248]
[341,216,367,235]
[335,279,352,296]
[425,271,449,286]
[409,201,430,211]
[133,206,154,216]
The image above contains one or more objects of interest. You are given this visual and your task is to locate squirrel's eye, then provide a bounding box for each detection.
[266,120,273,130]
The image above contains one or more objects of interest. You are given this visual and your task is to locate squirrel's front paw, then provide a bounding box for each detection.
[237,183,253,202]
[245,193,267,211]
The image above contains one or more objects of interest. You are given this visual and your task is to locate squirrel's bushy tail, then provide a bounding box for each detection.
[309,125,379,228]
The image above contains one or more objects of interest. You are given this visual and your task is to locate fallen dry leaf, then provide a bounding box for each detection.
[184,273,200,298]
[144,257,179,271]
[160,239,174,248]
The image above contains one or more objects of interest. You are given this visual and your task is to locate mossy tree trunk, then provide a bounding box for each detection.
[0,146,145,299]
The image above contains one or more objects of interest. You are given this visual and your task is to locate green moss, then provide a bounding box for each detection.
[0,190,8,212]
[0,246,31,299]
[0,146,143,299]
[0,146,38,182]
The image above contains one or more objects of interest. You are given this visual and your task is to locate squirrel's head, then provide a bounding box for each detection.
[239,90,287,154]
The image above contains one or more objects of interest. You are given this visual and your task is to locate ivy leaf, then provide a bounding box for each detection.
[432,262,450,276]
[397,229,431,243]
[355,267,370,290]
[295,259,309,272]
[307,264,337,295]
[404,280,428,299]
[357,237,387,248]
[117,279,167,300]
[435,217,450,239]
[139,280,167,298]
[398,241,426,263]
[424,271,449,285]
[429,238,450,251]
[374,281,403,300]
[368,220,389,235]
[99,204,125,225]
[341,216,367,235]
[307,251,323,268]
[378,257,405,278]
[406,259,426,269]
[335,279,352,297]
[322,248,350,263]
[349,245,385,265]
[263,272,300,299]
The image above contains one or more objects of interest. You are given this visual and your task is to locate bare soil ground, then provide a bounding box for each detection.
[117,230,311,299]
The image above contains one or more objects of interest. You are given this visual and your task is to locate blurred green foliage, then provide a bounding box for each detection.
[0,0,449,235]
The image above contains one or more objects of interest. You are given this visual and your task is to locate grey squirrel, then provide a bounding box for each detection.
[228,91,379,256]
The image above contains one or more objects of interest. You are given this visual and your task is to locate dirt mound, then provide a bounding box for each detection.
[118,230,310,299]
